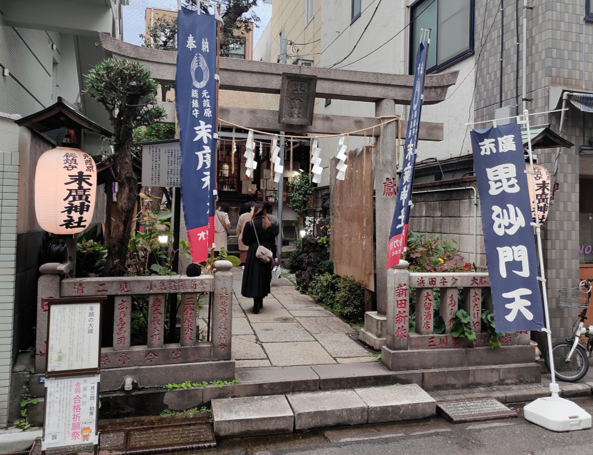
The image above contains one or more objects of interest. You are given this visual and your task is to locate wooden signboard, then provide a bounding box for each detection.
[46,297,105,378]
[331,146,375,291]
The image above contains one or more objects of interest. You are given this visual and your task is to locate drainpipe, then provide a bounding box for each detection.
[412,186,478,265]
[551,92,569,203]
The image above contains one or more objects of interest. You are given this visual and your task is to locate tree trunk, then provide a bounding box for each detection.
[103,132,138,277]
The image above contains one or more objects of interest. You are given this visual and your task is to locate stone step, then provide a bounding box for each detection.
[211,384,436,438]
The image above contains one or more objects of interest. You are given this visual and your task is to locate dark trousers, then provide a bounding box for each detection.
[253,296,263,309]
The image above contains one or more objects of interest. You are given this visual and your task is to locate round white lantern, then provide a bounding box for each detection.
[35,147,97,235]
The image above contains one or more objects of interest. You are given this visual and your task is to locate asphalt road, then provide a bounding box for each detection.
[198,397,593,455]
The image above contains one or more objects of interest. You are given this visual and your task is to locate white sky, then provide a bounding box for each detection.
[122,0,272,47]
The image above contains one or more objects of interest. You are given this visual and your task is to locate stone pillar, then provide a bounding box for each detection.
[416,289,434,335]
[35,268,62,372]
[463,288,482,333]
[180,293,198,346]
[147,294,165,349]
[112,296,131,351]
[385,260,410,351]
[212,260,233,360]
[374,99,398,315]
[440,288,458,334]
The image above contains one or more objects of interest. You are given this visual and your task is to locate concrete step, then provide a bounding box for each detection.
[211,384,436,438]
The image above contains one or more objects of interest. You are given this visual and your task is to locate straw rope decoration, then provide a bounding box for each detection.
[231,126,236,175]
[290,138,294,180]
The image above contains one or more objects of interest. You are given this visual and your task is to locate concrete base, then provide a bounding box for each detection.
[211,395,294,438]
[524,395,592,432]
[359,312,386,350]
[0,429,41,453]
[355,384,436,423]
[381,345,536,371]
[287,390,368,430]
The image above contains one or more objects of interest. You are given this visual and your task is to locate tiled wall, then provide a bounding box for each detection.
[0,137,18,428]
[472,0,590,339]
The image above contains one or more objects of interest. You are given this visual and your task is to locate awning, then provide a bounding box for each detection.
[568,93,593,113]
[521,126,573,150]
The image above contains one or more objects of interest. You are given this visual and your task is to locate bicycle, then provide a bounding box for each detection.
[546,279,593,382]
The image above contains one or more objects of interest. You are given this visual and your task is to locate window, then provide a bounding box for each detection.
[306,0,314,24]
[587,0,593,21]
[352,0,361,23]
[409,0,474,73]
[228,37,246,59]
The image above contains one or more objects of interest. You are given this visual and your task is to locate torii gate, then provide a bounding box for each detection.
[99,33,458,348]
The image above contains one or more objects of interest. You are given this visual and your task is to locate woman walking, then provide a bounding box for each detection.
[214,202,231,252]
[241,203,278,314]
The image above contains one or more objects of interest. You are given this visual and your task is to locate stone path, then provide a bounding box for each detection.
[202,268,376,368]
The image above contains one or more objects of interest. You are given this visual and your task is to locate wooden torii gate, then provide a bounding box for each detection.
[99,33,459,349]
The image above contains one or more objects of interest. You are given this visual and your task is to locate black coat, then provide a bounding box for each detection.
[241,217,278,298]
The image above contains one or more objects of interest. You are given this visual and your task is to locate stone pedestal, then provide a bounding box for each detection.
[359,312,386,350]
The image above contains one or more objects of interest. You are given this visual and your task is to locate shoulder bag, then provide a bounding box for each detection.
[252,221,273,263]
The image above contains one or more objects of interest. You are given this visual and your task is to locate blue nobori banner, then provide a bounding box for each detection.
[176,7,217,263]
[386,39,429,269]
[471,123,544,332]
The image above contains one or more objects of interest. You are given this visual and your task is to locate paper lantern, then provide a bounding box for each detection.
[35,147,97,235]
[525,162,551,224]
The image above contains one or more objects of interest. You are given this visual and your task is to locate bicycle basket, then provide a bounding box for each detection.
[557,287,588,309]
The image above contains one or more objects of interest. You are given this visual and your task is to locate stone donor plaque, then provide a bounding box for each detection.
[278,73,317,126]
[437,398,517,423]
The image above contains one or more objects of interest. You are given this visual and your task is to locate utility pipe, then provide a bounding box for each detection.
[522,0,528,112]
[412,186,478,266]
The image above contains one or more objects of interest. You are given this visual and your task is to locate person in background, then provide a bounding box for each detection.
[241,203,277,314]
[264,201,280,262]
[214,202,231,252]
[236,201,253,264]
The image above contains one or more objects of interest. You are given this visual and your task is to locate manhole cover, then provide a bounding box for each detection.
[437,398,517,423]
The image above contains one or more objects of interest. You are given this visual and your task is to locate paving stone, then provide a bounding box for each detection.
[287,390,368,430]
[263,342,336,366]
[212,395,294,437]
[315,334,371,358]
[297,317,356,334]
[232,335,267,360]
[235,359,271,368]
[232,304,245,318]
[252,322,314,342]
[243,302,295,322]
[234,365,320,395]
[311,362,419,390]
[355,384,436,423]
[232,317,253,335]
[336,356,378,364]
[290,309,334,317]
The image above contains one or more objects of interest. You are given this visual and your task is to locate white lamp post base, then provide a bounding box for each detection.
[524,393,591,432]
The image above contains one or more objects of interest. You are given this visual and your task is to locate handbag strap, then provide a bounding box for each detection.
[251,221,261,246]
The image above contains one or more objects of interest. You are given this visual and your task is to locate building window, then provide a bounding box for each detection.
[306,0,314,24]
[409,0,474,74]
[352,0,361,23]
[587,0,593,21]
[228,37,246,59]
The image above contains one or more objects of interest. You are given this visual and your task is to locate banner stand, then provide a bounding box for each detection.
[520,109,591,431]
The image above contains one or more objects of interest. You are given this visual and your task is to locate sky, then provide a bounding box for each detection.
[122,0,272,47]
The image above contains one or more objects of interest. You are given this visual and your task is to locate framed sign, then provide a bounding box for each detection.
[42,375,99,450]
[46,297,105,378]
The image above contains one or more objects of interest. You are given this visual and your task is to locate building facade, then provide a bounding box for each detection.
[267,0,590,343]
[0,0,126,427]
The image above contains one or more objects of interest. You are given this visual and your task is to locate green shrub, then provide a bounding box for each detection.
[407,231,473,272]
[287,239,303,272]
[319,260,334,274]
[334,276,366,323]
[308,273,339,307]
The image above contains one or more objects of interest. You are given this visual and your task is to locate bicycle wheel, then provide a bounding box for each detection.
[546,341,589,382]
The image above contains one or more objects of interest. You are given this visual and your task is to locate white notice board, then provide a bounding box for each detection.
[43,375,99,450]
[142,142,181,187]
[47,301,101,375]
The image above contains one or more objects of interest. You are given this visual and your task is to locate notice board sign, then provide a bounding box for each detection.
[46,297,105,377]
[141,142,181,187]
[42,375,99,450]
